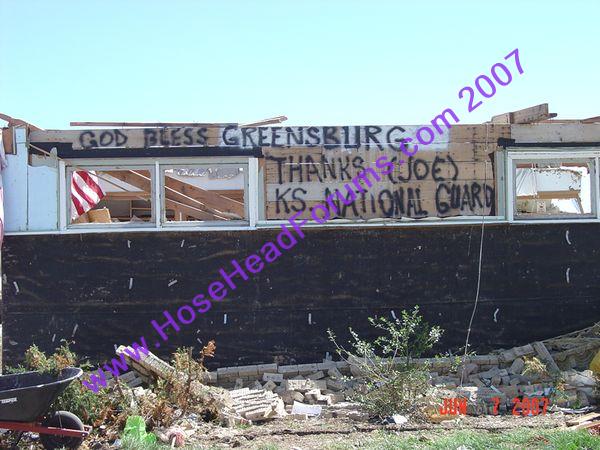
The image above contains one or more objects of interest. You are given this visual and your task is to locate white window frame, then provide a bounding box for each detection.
[159,162,250,227]
[65,163,157,230]
[506,148,600,223]
[59,156,259,233]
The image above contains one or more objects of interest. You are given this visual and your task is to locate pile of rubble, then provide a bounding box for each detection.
[116,347,363,424]
[198,331,599,419]
[111,324,600,428]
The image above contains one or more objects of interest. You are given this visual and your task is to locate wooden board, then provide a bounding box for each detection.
[29,124,510,151]
[512,124,600,143]
[30,124,509,221]
[491,103,554,124]
[567,412,600,426]
[261,132,502,219]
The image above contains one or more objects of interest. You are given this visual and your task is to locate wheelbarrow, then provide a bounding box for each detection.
[0,367,92,449]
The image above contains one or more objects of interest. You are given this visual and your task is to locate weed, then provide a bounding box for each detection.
[328,306,443,419]
[143,341,219,428]
[323,428,600,450]
[522,356,550,380]
[9,342,129,424]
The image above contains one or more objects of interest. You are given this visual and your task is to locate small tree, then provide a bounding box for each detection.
[328,306,443,418]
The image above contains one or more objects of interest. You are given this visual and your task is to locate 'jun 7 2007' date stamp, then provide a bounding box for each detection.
[440,397,549,416]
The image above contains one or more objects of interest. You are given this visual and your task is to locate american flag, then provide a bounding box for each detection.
[71,171,105,220]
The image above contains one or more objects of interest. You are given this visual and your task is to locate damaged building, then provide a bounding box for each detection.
[1,103,600,369]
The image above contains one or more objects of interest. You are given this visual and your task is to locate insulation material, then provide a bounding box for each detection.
[515,165,591,215]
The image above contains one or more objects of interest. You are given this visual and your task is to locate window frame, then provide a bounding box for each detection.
[159,162,250,227]
[506,149,600,222]
[60,156,259,231]
[65,163,157,229]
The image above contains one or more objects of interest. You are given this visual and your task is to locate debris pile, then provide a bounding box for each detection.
[198,330,600,418]
[99,324,599,435]
[228,387,286,421]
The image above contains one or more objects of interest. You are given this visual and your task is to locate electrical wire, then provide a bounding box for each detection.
[460,123,490,386]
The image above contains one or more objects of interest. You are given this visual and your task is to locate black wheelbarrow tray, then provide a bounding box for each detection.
[0,367,92,449]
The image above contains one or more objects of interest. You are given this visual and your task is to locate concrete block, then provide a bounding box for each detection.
[317,361,336,370]
[297,363,319,374]
[263,380,277,391]
[326,378,344,391]
[217,367,239,377]
[307,371,325,380]
[335,361,349,369]
[244,407,271,421]
[280,390,305,404]
[284,379,327,392]
[460,363,479,378]
[237,365,259,377]
[468,375,485,387]
[468,355,499,365]
[500,344,534,363]
[564,370,596,387]
[477,368,498,379]
[515,344,535,357]
[257,363,278,373]
[327,367,343,379]
[304,388,323,404]
[263,372,284,383]
[326,392,345,405]
[278,365,299,375]
[509,358,525,375]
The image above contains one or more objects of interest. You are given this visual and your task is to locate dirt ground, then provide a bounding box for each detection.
[9,408,583,449]
[192,413,568,449]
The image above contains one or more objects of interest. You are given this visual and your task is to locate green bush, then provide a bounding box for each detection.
[328,306,443,418]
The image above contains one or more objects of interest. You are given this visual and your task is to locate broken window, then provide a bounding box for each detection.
[161,164,247,223]
[68,167,155,225]
[514,159,594,218]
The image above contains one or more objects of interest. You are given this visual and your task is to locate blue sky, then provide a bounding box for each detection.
[1,0,598,129]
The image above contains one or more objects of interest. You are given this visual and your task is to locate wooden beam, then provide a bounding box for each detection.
[164,198,221,222]
[517,190,581,200]
[512,123,600,143]
[567,412,600,427]
[240,116,288,127]
[2,127,14,154]
[105,192,151,200]
[69,121,236,127]
[30,128,222,150]
[0,113,43,131]
[163,175,244,218]
[491,104,555,124]
[582,115,600,124]
[532,341,561,374]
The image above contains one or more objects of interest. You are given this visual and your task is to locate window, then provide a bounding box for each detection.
[63,159,255,229]
[68,167,155,226]
[513,158,594,219]
[161,164,247,223]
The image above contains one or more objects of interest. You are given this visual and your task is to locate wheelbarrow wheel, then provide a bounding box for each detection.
[39,411,85,450]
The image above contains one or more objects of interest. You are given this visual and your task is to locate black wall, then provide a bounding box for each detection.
[2,223,599,369]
